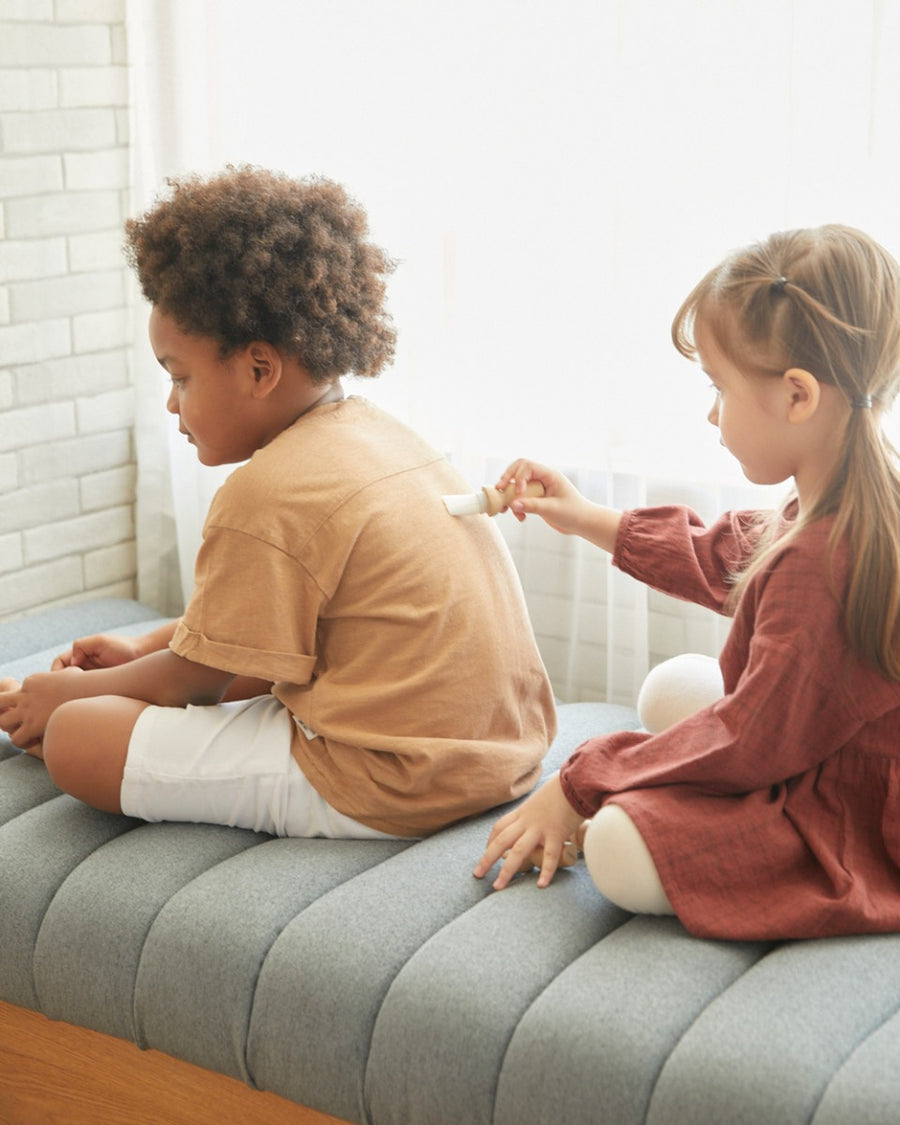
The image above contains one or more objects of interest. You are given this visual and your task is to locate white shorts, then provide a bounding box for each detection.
[121,695,397,840]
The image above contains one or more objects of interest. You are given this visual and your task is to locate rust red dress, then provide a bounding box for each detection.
[559,506,900,940]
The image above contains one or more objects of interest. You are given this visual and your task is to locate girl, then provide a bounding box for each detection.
[475,224,900,941]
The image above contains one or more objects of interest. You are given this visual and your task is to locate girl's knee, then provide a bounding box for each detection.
[637,653,724,732]
[583,804,674,916]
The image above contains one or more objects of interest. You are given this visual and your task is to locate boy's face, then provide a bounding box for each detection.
[149,308,269,466]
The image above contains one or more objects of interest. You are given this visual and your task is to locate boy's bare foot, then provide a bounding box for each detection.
[0,678,44,757]
[0,678,22,724]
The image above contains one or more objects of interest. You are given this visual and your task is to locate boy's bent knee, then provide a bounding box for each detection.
[583,803,674,916]
[43,696,145,814]
[42,698,94,773]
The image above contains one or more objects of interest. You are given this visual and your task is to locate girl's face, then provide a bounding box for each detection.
[694,319,796,487]
[149,308,269,466]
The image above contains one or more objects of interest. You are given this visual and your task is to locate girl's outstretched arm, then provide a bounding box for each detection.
[473,772,586,890]
[495,459,622,551]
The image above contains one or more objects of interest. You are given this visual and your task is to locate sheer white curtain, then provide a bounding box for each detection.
[127,0,222,614]
[127,0,900,695]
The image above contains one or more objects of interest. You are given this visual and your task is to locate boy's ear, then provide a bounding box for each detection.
[782,367,821,423]
[245,342,282,397]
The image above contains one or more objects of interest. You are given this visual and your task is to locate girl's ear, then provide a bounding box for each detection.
[245,342,283,397]
[782,367,821,424]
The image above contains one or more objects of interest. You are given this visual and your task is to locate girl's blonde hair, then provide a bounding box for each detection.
[671,224,900,681]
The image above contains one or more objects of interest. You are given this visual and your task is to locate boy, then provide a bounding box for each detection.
[0,167,556,840]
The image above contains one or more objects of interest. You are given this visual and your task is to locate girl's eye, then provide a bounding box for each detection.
[170,377,186,389]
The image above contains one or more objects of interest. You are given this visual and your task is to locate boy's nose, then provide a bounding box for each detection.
[165,387,179,414]
[707,402,719,426]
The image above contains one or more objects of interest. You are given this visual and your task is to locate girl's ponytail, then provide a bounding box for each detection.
[823,410,900,680]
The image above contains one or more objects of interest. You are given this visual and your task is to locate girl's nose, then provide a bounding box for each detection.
[707,401,719,427]
[166,386,179,414]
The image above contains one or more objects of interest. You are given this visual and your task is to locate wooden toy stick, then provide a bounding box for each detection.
[443,480,545,517]
[480,481,545,516]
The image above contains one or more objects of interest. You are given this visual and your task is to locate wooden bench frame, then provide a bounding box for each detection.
[0,1000,348,1125]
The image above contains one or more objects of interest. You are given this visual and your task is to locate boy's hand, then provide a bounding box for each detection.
[0,678,20,715]
[473,773,585,890]
[0,669,84,750]
[52,633,141,671]
[494,459,590,536]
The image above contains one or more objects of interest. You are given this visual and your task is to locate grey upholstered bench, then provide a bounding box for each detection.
[2,598,900,1124]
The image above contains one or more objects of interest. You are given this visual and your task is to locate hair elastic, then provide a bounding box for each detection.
[850,394,874,410]
[770,276,788,294]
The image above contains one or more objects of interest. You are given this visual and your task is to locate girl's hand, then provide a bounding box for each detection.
[495,458,623,553]
[0,668,84,751]
[52,633,141,671]
[473,773,586,890]
[494,459,591,536]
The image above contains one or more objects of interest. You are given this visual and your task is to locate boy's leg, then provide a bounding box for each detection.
[582,803,674,915]
[42,696,148,814]
[118,695,399,839]
[39,693,399,839]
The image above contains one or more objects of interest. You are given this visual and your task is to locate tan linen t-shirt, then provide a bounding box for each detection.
[171,398,556,836]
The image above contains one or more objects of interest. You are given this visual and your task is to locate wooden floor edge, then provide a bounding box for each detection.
[0,999,350,1125]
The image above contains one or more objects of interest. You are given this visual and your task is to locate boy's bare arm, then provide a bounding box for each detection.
[0,650,234,750]
[71,648,234,707]
[51,620,271,704]
[52,620,179,670]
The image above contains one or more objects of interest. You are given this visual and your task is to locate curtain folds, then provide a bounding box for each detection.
[126,0,900,697]
[127,0,229,612]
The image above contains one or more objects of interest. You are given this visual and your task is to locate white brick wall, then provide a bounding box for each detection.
[0,1,135,622]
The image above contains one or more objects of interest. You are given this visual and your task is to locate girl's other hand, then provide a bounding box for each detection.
[473,773,585,890]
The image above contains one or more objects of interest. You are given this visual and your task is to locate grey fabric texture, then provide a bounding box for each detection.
[0,597,164,662]
[494,917,770,1125]
[33,821,266,1039]
[0,795,136,1009]
[3,598,900,1124]
[135,835,410,1083]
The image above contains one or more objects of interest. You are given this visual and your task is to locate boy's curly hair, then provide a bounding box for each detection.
[124,166,396,380]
